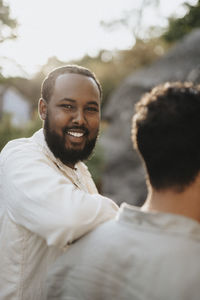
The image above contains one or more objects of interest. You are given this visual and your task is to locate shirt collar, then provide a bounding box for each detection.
[117,202,200,240]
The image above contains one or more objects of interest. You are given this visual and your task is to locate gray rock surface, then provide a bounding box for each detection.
[100,29,200,206]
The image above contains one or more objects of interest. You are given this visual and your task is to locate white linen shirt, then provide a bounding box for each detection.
[0,129,118,300]
[47,203,200,300]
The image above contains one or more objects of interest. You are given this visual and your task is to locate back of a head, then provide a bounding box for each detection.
[132,82,200,191]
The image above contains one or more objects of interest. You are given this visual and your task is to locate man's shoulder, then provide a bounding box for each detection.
[67,218,120,257]
[0,129,44,162]
[71,204,135,250]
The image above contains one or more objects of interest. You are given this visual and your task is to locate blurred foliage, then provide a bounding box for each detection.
[0,112,42,151]
[163,0,200,42]
[101,0,160,40]
[86,140,105,192]
[0,0,17,43]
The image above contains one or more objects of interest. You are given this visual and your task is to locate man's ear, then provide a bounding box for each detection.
[38,98,47,121]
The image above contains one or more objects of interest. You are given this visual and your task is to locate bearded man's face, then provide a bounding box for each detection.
[41,73,100,167]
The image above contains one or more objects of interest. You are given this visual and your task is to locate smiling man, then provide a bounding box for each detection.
[40,70,101,168]
[0,65,118,300]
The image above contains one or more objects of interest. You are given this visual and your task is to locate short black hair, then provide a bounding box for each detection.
[132,82,200,192]
[41,65,102,102]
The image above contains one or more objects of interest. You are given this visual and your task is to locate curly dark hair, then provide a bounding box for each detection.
[132,82,200,192]
[41,65,102,102]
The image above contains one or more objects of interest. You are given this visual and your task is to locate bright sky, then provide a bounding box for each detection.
[0,0,197,77]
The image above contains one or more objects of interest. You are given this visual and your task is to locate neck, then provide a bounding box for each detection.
[142,176,200,223]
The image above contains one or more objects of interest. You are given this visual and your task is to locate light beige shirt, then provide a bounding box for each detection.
[0,129,118,300]
[47,203,200,300]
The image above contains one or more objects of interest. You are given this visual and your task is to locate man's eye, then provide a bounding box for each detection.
[86,107,99,112]
[61,104,74,110]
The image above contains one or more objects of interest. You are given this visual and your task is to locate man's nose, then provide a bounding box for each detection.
[72,109,86,125]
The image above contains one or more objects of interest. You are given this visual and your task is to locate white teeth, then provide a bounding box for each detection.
[68,131,84,137]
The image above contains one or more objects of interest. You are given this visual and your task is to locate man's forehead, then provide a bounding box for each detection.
[55,73,96,87]
[53,73,100,98]
[49,73,100,104]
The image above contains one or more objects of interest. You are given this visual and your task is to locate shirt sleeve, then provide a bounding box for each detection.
[1,142,118,248]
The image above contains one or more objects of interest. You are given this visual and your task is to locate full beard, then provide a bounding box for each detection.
[44,116,98,166]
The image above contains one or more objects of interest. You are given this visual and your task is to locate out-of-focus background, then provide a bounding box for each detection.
[1,0,200,205]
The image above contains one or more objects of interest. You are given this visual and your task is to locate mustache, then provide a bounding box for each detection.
[63,126,89,135]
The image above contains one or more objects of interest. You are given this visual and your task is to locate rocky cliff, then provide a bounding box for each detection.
[100,29,200,206]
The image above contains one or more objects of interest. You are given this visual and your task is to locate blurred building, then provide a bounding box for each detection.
[0,85,31,127]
